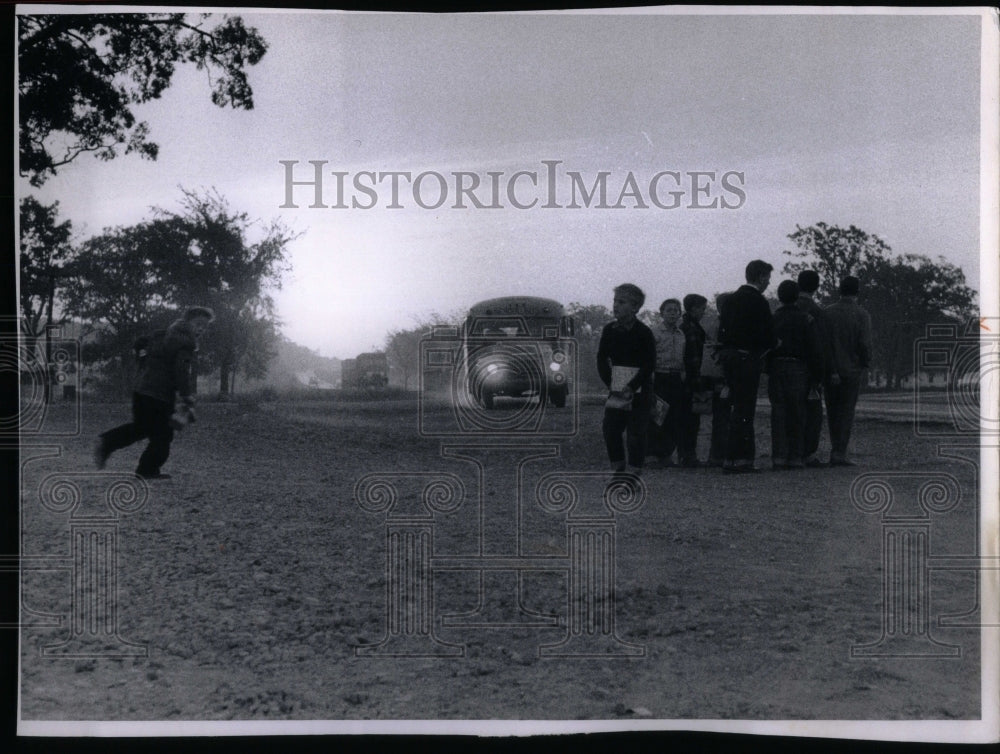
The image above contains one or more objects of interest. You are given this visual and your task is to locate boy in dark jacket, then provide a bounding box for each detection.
[597,284,656,476]
[796,270,834,467]
[718,260,776,472]
[824,276,873,466]
[95,306,214,479]
[768,281,822,469]
[678,293,708,467]
[703,292,731,466]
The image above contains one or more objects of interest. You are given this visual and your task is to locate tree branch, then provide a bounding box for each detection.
[53,137,124,169]
[62,29,113,75]
[18,15,78,53]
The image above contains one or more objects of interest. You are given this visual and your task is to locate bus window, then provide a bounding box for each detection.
[470,318,529,337]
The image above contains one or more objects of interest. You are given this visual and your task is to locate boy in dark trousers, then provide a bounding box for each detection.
[718,260,776,473]
[597,284,657,477]
[768,280,823,469]
[648,298,686,467]
[796,270,834,467]
[703,292,732,466]
[94,306,214,479]
[824,276,873,466]
[679,293,708,467]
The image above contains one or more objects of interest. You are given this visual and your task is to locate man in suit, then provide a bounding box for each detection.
[796,270,834,467]
[824,277,873,466]
[717,260,776,473]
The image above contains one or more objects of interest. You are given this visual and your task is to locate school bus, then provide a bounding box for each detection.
[462,296,574,409]
[341,351,389,388]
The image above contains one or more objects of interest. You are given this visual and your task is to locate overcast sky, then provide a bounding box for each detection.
[22,8,988,359]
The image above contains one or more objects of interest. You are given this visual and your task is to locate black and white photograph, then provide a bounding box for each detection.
[11,3,1000,741]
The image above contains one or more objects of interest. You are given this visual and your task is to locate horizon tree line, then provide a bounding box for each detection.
[19,189,297,398]
[382,224,978,394]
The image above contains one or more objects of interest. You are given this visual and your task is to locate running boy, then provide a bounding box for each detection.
[94,306,214,479]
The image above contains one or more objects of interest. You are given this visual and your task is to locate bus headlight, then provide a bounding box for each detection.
[548,361,561,372]
[551,350,566,364]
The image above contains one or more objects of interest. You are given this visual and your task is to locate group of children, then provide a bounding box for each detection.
[597,260,873,478]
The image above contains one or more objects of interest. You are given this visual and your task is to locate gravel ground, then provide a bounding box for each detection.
[19,396,983,725]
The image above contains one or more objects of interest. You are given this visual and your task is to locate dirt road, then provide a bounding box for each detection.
[19,397,983,723]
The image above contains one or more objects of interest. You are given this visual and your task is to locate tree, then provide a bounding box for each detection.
[384,327,425,391]
[565,302,613,338]
[18,13,267,186]
[229,305,280,391]
[58,189,295,397]
[385,313,461,391]
[19,197,74,399]
[566,302,613,391]
[197,298,282,395]
[637,309,659,329]
[783,222,892,302]
[864,253,978,388]
[782,223,977,388]
[20,197,72,335]
[61,222,176,393]
[150,188,297,395]
[20,197,74,333]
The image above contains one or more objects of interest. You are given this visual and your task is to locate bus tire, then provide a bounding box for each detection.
[549,384,568,408]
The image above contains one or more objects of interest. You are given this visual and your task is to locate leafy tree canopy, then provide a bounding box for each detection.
[148,188,298,394]
[62,221,175,343]
[58,188,298,394]
[19,196,73,335]
[384,313,461,390]
[60,221,178,392]
[565,302,612,337]
[19,13,267,185]
[782,221,976,319]
[782,221,978,387]
[783,222,893,301]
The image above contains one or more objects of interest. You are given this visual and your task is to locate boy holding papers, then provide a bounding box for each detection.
[596,284,657,476]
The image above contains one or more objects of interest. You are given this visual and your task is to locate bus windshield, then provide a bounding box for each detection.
[468,318,531,337]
